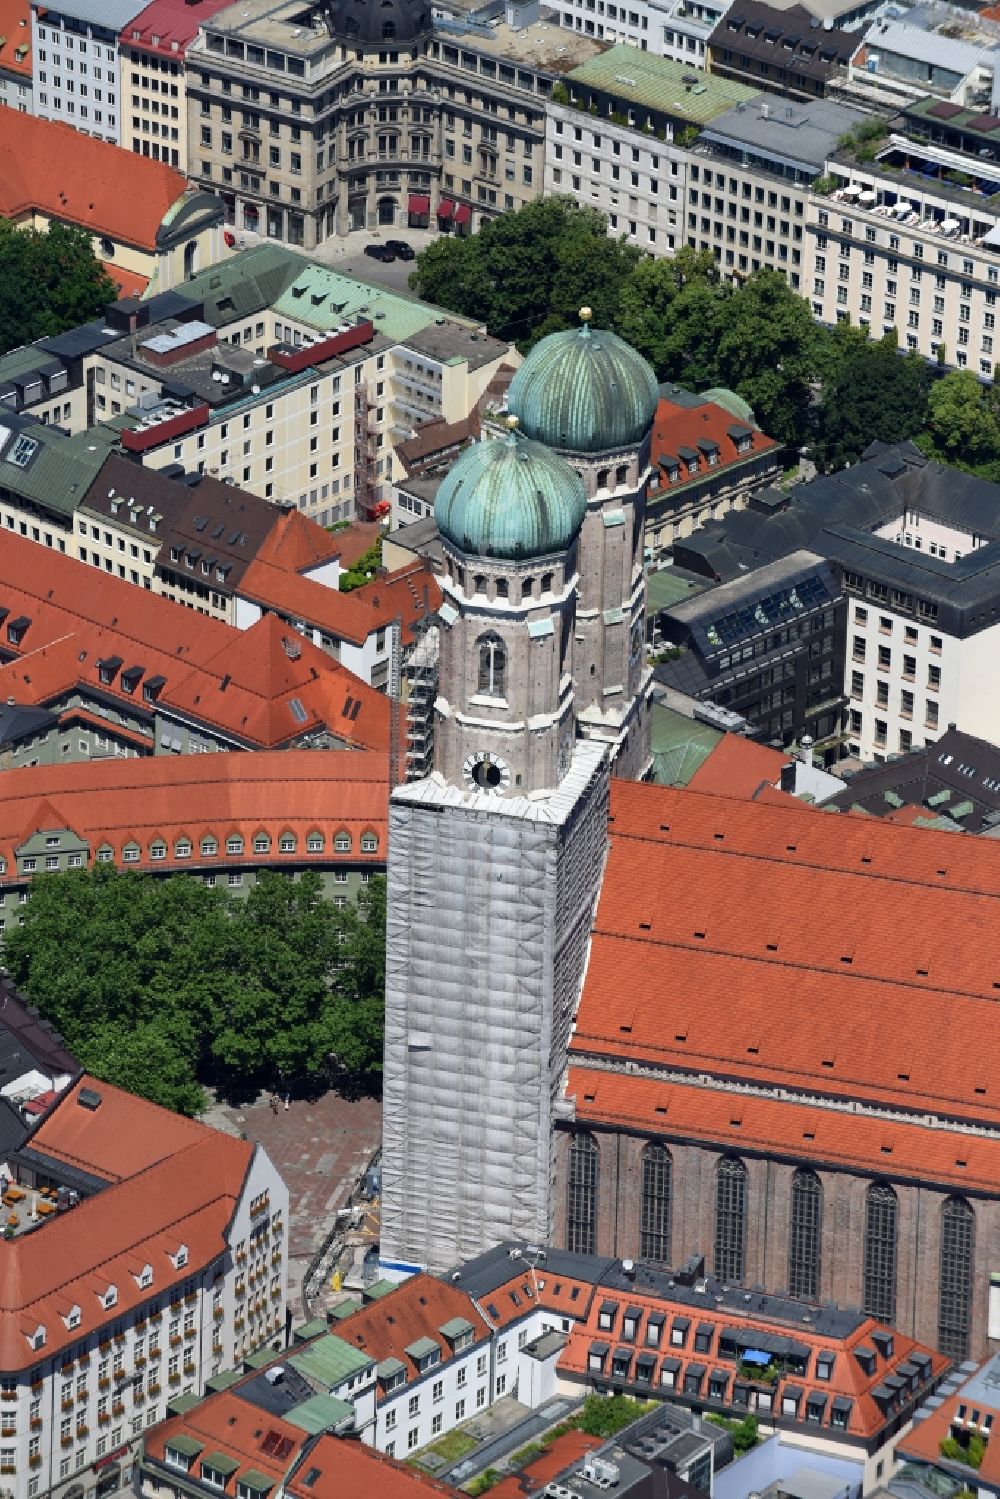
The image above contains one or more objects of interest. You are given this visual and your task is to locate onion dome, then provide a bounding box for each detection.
[702,387,757,425]
[507,307,659,454]
[435,419,587,560]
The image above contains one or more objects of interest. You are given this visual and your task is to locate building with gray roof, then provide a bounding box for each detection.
[29,0,148,144]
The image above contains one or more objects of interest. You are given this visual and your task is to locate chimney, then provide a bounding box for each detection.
[780,762,796,794]
[800,734,815,768]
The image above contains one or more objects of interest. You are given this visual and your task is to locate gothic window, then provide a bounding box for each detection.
[938,1196,974,1362]
[714,1156,747,1283]
[788,1169,822,1300]
[567,1133,597,1255]
[863,1181,898,1324]
[477,633,506,698]
[640,1144,671,1263]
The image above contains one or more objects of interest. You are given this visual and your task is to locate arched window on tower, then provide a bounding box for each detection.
[714,1156,747,1283]
[863,1181,898,1324]
[640,1144,671,1263]
[788,1169,822,1300]
[477,633,506,698]
[939,1196,974,1362]
[567,1133,597,1255]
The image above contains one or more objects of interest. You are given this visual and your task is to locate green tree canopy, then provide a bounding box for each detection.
[0,218,117,357]
[713,271,823,447]
[4,867,386,1113]
[922,369,1000,469]
[408,197,642,347]
[815,333,931,471]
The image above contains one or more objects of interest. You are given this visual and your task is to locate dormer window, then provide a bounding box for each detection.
[360,833,378,854]
[27,1326,45,1351]
[170,1244,189,1270]
[138,1265,153,1289]
[101,1285,118,1310]
[226,836,243,856]
[64,1306,81,1330]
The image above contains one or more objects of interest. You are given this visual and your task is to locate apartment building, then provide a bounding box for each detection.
[29,0,145,142]
[183,0,604,247]
[0,751,388,920]
[644,383,780,556]
[544,46,756,256]
[705,0,855,102]
[0,0,32,111]
[120,0,237,168]
[808,99,1000,370]
[0,1073,288,1499]
[674,442,1000,762]
[553,0,729,67]
[0,246,511,529]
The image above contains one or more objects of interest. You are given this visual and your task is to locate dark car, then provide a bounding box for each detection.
[364,244,396,262]
[384,239,416,260]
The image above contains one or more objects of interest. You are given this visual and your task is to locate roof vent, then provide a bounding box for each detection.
[78,1088,102,1111]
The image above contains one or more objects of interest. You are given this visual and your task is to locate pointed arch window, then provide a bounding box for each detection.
[788,1169,822,1300]
[714,1156,747,1283]
[863,1181,898,1324]
[567,1133,598,1256]
[477,633,506,698]
[640,1144,671,1263]
[938,1196,974,1362]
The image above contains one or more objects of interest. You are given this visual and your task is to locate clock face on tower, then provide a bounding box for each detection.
[463,752,512,792]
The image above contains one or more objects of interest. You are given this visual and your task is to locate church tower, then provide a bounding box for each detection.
[380,422,610,1274]
[507,311,659,781]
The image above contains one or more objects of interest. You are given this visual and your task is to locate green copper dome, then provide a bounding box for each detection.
[507,311,659,454]
[435,425,586,560]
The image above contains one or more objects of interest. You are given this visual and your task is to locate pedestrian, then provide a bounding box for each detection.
[270,1095,278,1116]
[284,1093,290,1111]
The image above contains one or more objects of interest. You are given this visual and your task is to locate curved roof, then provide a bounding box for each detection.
[318,0,432,46]
[702,387,756,425]
[507,314,658,455]
[435,428,586,560]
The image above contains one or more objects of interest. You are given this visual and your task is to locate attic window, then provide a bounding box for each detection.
[102,1286,118,1309]
[28,1327,45,1351]
[65,1307,81,1330]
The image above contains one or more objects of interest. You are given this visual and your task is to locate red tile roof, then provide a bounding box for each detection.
[649,393,778,494]
[0,534,390,751]
[567,780,1000,1178]
[334,1275,492,1394]
[897,1378,1000,1483]
[685,734,789,798]
[253,510,343,576]
[488,1432,604,1497]
[0,107,187,250]
[0,749,389,875]
[120,0,241,58]
[238,559,441,649]
[554,1272,945,1443]
[1,1075,255,1369]
[0,0,32,78]
[100,262,149,299]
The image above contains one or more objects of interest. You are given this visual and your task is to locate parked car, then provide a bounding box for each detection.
[364,244,396,262]
[384,239,415,260]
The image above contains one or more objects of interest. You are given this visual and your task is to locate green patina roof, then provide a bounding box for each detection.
[243,1348,279,1370]
[327,1299,364,1322]
[167,1393,202,1417]
[702,387,756,425]
[363,1279,399,1302]
[405,1336,439,1360]
[289,1335,373,1389]
[206,1369,242,1393]
[0,421,118,519]
[183,245,304,327]
[294,1317,331,1341]
[439,1316,474,1339]
[165,1435,204,1458]
[203,1454,241,1477]
[435,429,586,561]
[564,43,759,126]
[508,317,658,456]
[650,703,722,787]
[645,566,712,614]
[237,1471,274,1494]
[272,263,448,343]
[284,1394,355,1434]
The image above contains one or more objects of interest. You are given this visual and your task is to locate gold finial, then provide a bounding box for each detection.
[579,306,593,323]
[505,413,520,430]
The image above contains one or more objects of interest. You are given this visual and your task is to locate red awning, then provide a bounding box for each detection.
[454,203,472,225]
[408,194,430,215]
[437,199,455,219]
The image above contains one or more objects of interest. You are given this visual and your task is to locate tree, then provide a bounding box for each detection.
[4,867,387,1112]
[340,541,382,591]
[714,270,823,447]
[0,218,117,357]
[613,250,728,386]
[922,369,1000,469]
[815,334,931,470]
[408,197,642,347]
